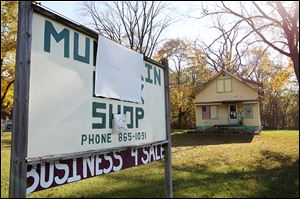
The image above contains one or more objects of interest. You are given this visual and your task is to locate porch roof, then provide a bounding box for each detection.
[195,99,259,106]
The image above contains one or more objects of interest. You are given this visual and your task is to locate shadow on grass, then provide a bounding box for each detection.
[171,131,255,147]
[45,162,167,198]
[59,150,298,198]
[171,151,299,198]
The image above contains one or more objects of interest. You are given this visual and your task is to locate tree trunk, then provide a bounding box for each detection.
[291,52,299,83]
[177,107,183,129]
[1,80,14,107]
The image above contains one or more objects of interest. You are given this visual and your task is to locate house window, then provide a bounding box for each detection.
[224,79,232,92]
[217,78,232,93]
[243,104,253,119]
[202,106,210,119]
[217,79,224,92]
[202,106,218,119]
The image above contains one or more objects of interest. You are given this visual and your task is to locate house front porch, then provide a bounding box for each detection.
[195,100,262,133]
[197,124,262,133]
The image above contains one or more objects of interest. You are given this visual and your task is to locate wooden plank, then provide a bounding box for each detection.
[32,4,98,39]
[162,58,173,198]
[9,1,33,198]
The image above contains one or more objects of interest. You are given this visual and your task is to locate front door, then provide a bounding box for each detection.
[228,104,238,125]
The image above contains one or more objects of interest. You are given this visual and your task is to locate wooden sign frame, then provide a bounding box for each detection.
[9,1,172,198]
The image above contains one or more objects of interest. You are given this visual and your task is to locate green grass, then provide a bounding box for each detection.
[1,130,299,198]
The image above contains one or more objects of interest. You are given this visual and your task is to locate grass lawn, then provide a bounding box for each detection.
[1,130,299,198]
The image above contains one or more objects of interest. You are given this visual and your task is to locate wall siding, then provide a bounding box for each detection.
[195,73,258,103]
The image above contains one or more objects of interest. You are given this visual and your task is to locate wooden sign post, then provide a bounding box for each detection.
[9,1,32,198]
[163,58,173,198]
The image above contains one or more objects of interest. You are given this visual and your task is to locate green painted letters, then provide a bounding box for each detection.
[44,20,70,58]
[74,32,90,64]
[123,106,133,128]
[154,67,161,86]
[81,134,87,145]
[109,104,121,128]
[135,108,144,128]
[92,102,106,129]
[145,63,153,84]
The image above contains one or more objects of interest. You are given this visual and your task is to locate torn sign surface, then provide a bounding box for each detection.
[95,35,143,103]
[112,114,128,134]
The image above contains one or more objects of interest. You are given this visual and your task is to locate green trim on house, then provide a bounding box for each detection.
[196,125,262,133]
[243,104,254,119]
[227,112,230,124]
[197,125,213,132]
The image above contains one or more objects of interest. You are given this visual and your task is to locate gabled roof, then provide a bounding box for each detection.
[240,77,263,86]
[191,70,263,98]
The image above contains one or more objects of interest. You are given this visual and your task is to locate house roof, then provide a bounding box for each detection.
[191,70,263,98]
[240,77,263,86]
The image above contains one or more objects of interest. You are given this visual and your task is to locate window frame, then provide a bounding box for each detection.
[202,105,210,120]
[242,104,254,119]
[202,105,218,120]
[216,77,233,93]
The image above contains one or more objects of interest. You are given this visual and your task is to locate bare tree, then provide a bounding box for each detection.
[195,17,250,75]
[81,1,173,58]
[241,47,273,82]
[200,1,299,82]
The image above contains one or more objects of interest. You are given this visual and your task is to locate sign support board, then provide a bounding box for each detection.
[9,1,32,198]
[9,1,173,198]
[163,58,173,198]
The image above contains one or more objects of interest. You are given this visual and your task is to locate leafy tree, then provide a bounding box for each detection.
[1,1,18,119]
[156,39,212,129]
[156,39,192,87]
[253,54,299,130]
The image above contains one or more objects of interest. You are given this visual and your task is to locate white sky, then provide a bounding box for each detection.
[40,1,218,42]
[39,1,292,74]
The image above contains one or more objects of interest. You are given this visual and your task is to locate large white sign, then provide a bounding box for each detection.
[28,13,166,159]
